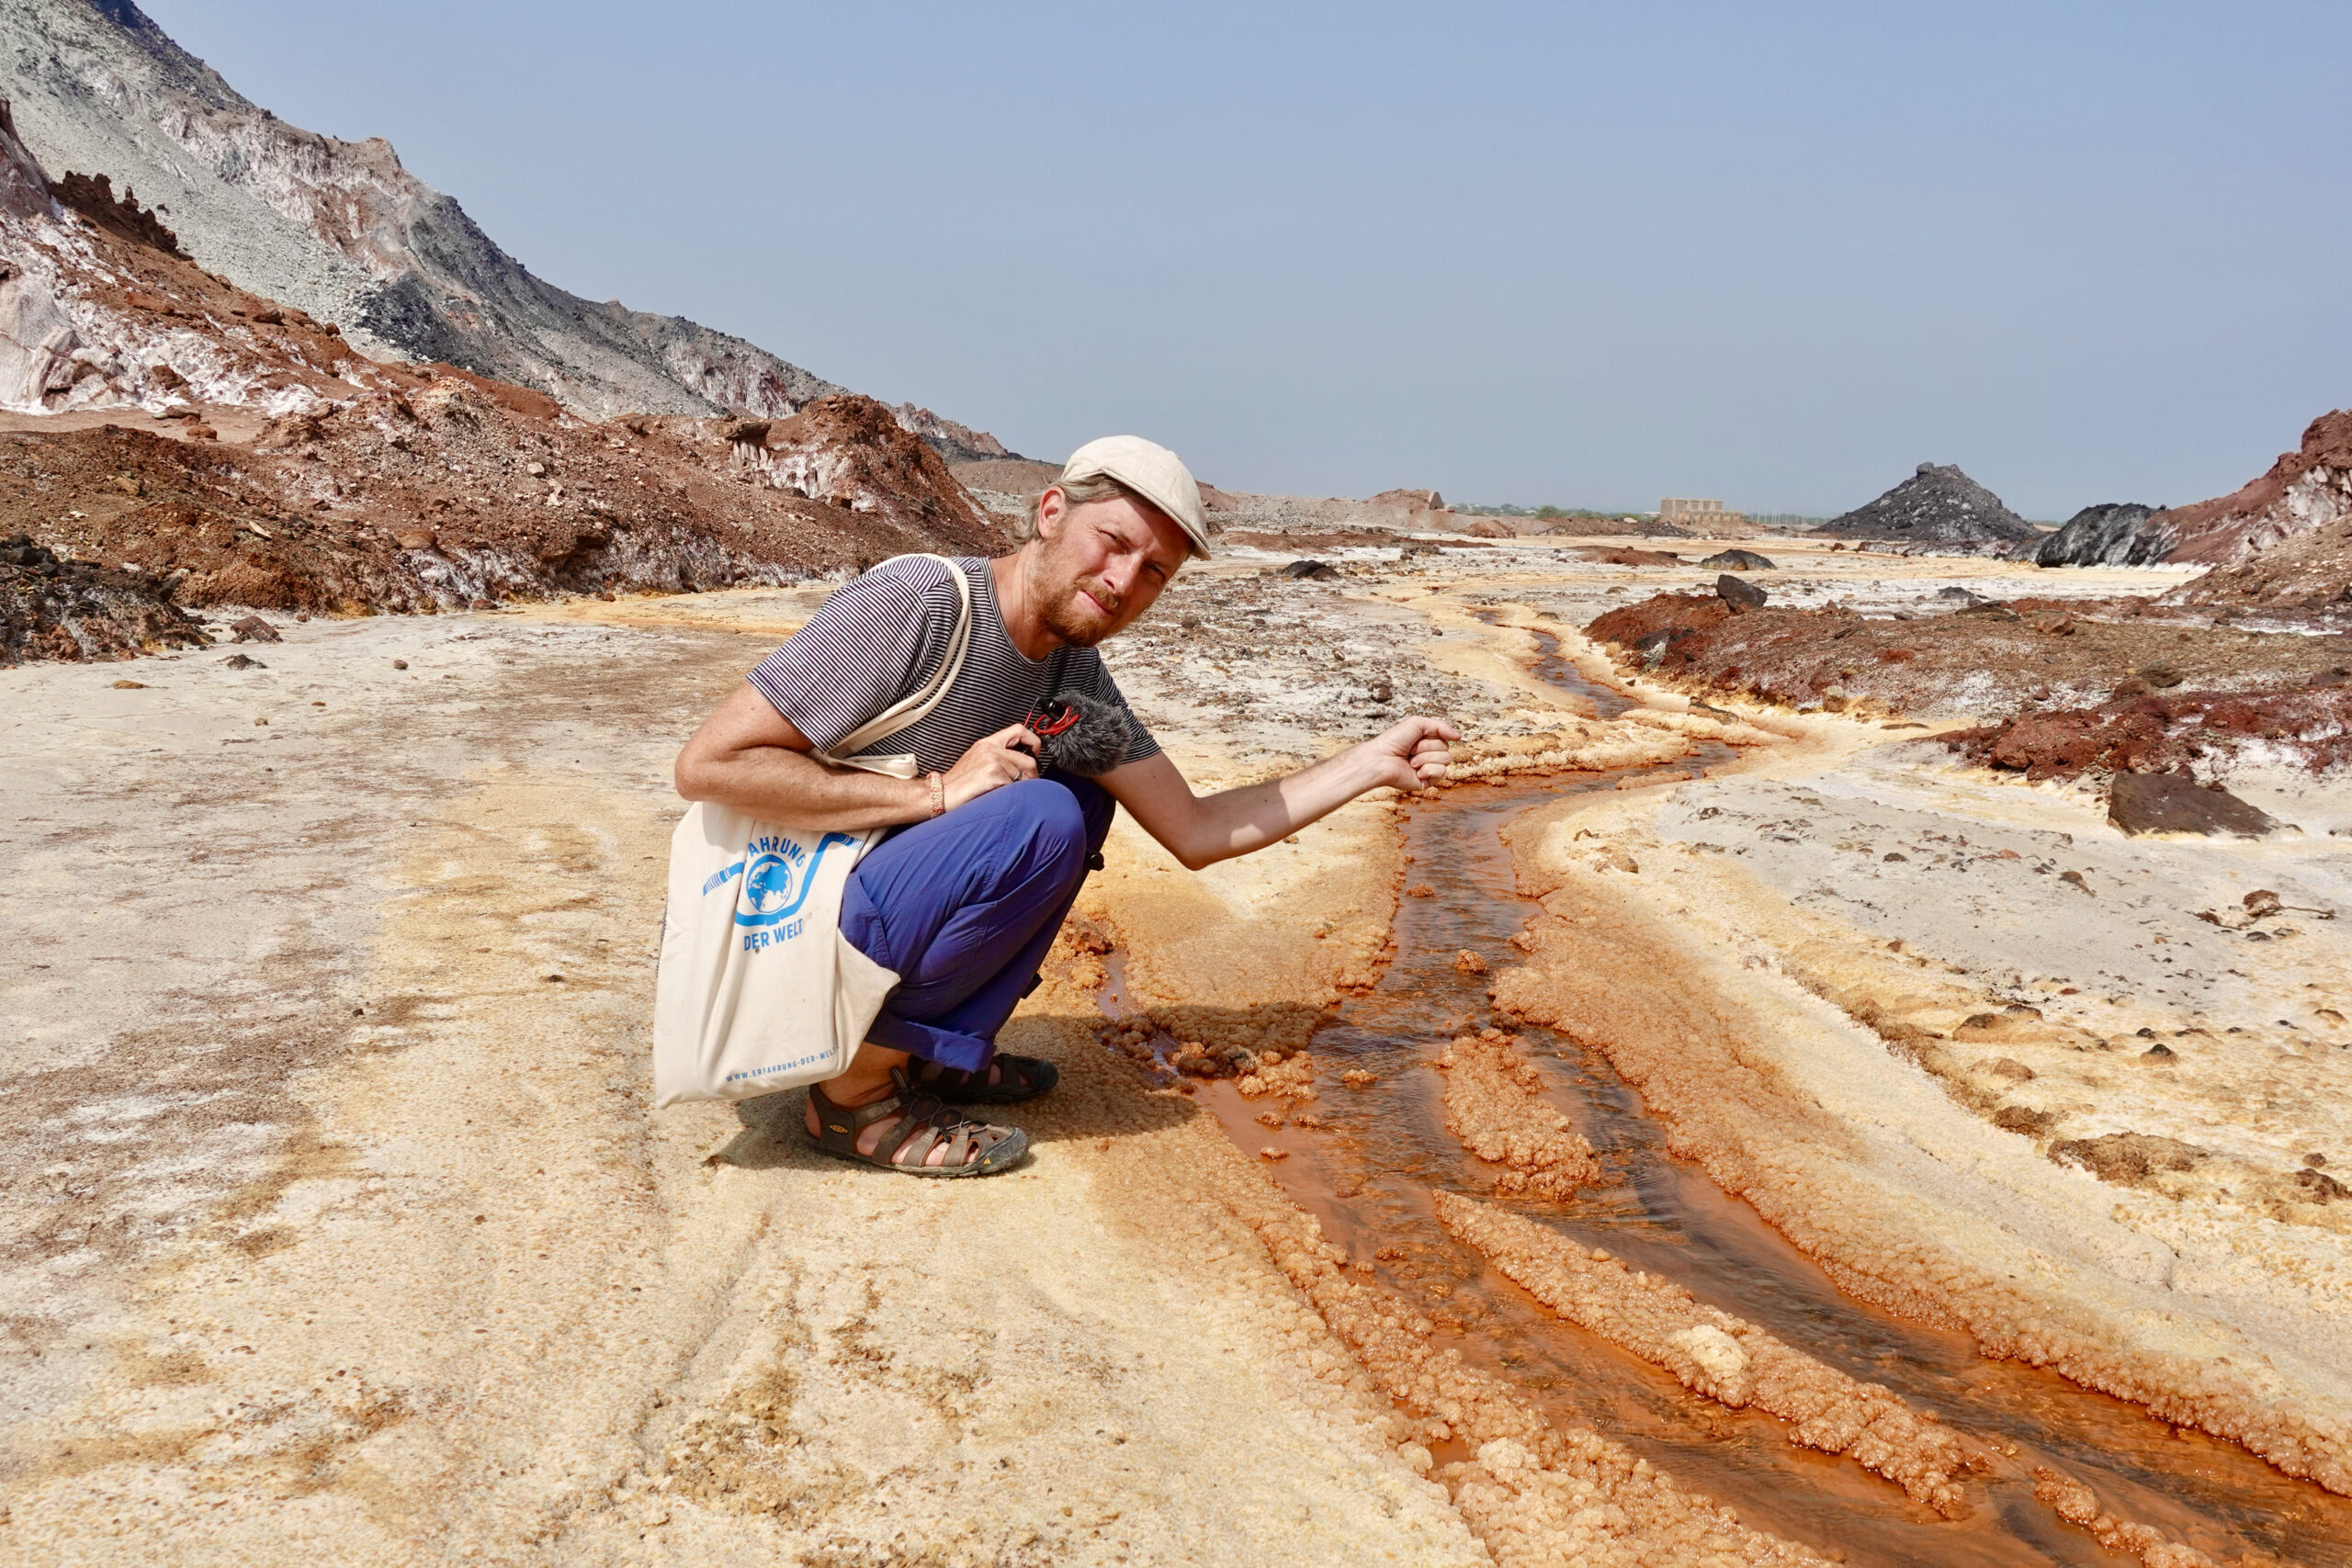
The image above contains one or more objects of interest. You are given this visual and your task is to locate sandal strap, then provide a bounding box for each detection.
[808,1067,1019,1174]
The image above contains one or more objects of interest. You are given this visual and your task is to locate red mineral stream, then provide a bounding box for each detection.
[1103,633,2352,1566]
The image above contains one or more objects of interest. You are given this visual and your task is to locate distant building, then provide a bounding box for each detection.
[1659,498,1748,530]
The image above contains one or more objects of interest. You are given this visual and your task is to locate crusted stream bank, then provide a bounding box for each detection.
[1104,651,2352,1565]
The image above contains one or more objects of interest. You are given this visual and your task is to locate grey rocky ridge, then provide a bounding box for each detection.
[0,0,999,446]
[1816,460,2039,547]
[2017,502,2165,566]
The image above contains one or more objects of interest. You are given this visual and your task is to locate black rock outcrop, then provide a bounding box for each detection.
[2017,502,2167,567]
[2107,772,2280,838]
[1817,463,2038,547]
[1699,548,1775,570]
[1715,573,1768,610]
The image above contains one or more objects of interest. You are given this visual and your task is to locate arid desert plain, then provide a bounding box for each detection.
[6,533,2349,1568]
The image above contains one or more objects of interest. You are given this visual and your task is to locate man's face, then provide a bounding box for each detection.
[1029,489,1192,648]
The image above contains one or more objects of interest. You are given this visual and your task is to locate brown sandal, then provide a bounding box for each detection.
[906,1054,1059,1104]
[806,1069,1029,1178]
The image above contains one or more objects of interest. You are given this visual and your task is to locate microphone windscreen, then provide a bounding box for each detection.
[1040,690,1132,777]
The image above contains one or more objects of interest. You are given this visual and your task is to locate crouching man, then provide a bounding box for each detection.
[673,436,1455,1177]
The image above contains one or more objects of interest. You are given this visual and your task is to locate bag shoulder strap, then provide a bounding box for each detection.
[816,553,974,764]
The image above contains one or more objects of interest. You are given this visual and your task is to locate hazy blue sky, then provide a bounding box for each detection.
[141,1,2351,516]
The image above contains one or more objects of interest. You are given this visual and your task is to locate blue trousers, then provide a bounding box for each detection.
[839,777,1114,1072]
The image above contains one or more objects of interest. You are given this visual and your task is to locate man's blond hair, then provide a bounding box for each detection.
[1017,474,1147,543]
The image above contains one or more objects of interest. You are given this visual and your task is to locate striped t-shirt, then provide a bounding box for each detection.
[748,555,1160,775]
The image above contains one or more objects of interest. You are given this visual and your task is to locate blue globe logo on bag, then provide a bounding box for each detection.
[729,831,857,930]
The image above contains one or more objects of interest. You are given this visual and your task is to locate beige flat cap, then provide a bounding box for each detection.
[1060,434,1211,559]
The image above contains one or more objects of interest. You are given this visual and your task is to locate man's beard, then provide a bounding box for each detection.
[1031,555,1122,648]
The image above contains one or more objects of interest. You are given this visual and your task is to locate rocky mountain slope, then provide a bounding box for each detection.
[0,113,1001,661]
[2157,411,2352,611]
[2018,411,2352,604]
[0,0,1006,453]
[1815,461,2038,548]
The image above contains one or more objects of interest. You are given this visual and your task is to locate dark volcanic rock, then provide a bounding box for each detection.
[2107,772,2281,838]
[1280,559,1341,581]
[1700,549,1776,570]
[2018,502,2166,567]
[1715,573,1768,611]
[2,534,206,664]
[1817,463,2038,547]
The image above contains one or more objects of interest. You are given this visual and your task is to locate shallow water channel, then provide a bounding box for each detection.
[1154,644,2352,1565]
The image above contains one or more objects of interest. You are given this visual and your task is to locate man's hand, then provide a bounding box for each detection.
[942,721,1043,810]
[1360,716,1460,793]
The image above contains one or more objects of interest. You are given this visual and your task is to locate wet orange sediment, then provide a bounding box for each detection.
[1077,699,2350,1557]
[1435,1031,1602,1200]
[1491,800,2352,1502]
[1433,1191,1974,1517]
[1235,1198,1831,1567]
[2031,1469,2230,1568]
[1436,710,1777,787]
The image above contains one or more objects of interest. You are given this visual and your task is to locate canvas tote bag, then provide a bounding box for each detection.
[651,555,973,1107]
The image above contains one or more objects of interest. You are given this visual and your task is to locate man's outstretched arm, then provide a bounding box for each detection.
[1101,716,1457,871]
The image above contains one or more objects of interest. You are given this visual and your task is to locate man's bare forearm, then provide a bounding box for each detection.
[1109,746,1390,870]
[1195,746,1384,862]
[677,745,932,831]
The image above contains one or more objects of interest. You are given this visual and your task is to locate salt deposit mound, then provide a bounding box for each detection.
[1815,462,2038,548]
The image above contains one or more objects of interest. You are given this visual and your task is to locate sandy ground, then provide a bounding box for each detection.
[0,579,1520,1566]
[5,545,2348,1564]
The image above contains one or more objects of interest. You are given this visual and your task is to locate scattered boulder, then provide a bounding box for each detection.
[2107,772,2281,838]
[1715,573,1768,611]
[1279,559,1341,581]
[1698,548,1775,570]
[229,615,282,643]
[1817,463,2038,547]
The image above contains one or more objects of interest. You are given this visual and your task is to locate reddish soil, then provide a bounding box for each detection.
[1536,514,1692,539]
[0,387,1001,651]
[1585,592,2352,719]
[1563,546,1684,567]
[1942,682,2352,781]
[0,157,1004,660]
[1219,529,1493,551]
